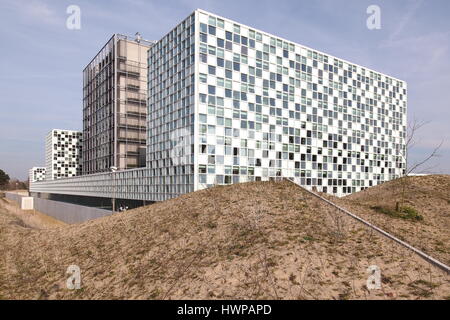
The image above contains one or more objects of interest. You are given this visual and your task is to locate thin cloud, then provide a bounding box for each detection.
[4,0,62,26]
[388,0,424,43]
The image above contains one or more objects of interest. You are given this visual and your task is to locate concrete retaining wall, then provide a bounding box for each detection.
[5,191,112,224]
[5,192,24,203]
[5,192,33,210]
[33,198,112,224]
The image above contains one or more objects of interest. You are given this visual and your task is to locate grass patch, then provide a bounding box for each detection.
[148,288,161,299]
[206,221,217,229]
[408,279,438,297]
[370,205,423,221]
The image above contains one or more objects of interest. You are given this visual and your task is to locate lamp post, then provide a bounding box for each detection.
[110,166,117,213]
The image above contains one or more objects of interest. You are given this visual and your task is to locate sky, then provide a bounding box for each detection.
[0,0,449,180]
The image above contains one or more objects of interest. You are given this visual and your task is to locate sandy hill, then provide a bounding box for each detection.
[0,179,449,300]
[334,175,450,265]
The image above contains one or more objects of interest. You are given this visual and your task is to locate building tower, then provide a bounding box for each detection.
[82,34,154,174]
[45,129,82,180]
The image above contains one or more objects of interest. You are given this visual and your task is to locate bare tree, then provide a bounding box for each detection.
[395,118,443,211]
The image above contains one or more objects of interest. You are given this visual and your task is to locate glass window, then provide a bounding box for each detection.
[208,15,216,26]
[199,42,207,53]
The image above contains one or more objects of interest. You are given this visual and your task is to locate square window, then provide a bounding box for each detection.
[199,114,207,123]
[208,16,216,26]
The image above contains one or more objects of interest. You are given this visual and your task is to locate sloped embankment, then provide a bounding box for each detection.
[334,175,450,265]
[0,180,448,299]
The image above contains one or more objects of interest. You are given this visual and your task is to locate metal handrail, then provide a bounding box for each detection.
[286,178,450,274]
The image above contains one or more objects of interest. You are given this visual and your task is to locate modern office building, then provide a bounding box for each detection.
[147,9,407,198]
[31,9,406,203]
[45,129,82,180]
[82,33,153,175]
[29,167,46,183]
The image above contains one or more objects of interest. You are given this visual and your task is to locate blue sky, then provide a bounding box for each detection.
[0,0,449,180]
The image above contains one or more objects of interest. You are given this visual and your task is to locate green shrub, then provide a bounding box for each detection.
[370,205,423,221]
[400,206,423,221]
